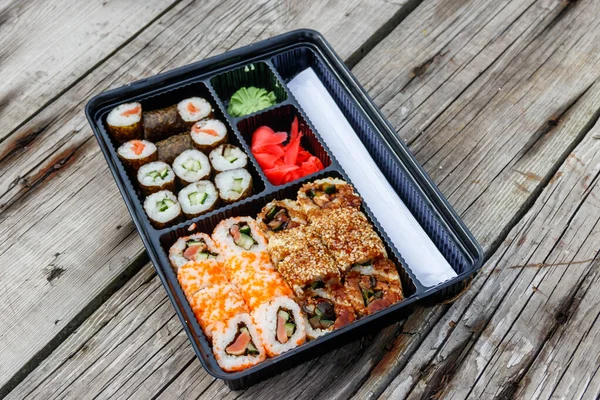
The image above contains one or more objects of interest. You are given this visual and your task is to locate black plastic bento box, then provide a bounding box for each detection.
[85,29,483,389]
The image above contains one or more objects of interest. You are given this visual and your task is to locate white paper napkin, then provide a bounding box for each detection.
[288,68,457,287]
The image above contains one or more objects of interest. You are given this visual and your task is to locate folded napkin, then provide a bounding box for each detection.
[288,68,457,287]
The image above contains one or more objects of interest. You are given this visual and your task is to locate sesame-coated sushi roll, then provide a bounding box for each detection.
[190,283,248,340]
[143,105,188,142]
[169,232,220,271]
[190,119,228,151]
[257,199,307,238]
[177,260,228,304]
[137,161,175,195]
[209,144,248,172]
[297,178,361,216]
[214,168,253,204]
[177,97,213,124]
[299,284,356,339]
[117,139,157,170]
[344,258,403,317]
[173,149,211,185]
[310,207,387,273]
[106,102,142,143]
[253,296,307,356]
[212,217,267,256]
[156,133,193,164]
[266,225,319,267]
[143,190,181,228]
[212,313,266,372]
[178,181,218,218]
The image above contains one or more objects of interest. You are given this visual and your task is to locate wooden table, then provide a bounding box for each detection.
[1,0,599,398]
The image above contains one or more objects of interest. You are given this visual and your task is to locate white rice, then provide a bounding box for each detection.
[143,190,181,224]
[117,140,156,159]
[106,102,141,127]
[168,232,218,271]
[137,161,175,187]
[212,313,266,372]
[173,149,211,183]
[252,296,306,356]
[212,217,267,256]
[190,119,227,147]
[209,144,248,172]
[214,168,252,202]
[178,181,218,216]
[177,97,212,122]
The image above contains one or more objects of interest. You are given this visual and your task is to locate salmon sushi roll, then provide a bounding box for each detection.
[106,102,142,143]
[143,190,181,228]
[257,199,307,238]
[156,133,193,164]
[212,313,266,372]
[177,97,213,124]
[137,161,176,195]
[168,232,220,271]
[212,217,267,257]
[178,181,218,218]
[190,119,228,151]
[190,283,248,340]
[344,258,403,317]
[297,178,361,216]
[214,169,253,204]
[177,260,228,304]
[117,139,157,170]
[209,144,248,172]
[253,296,307,356]
[172,149,211,185]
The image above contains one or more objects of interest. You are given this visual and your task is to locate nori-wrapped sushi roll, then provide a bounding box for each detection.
[209,144,248,172]
[172,149,211,186]
[156,132,193,165]
[190,119,228,151]
[178,180,218,218]
[137,161,176,195]
[214,168,253,204]
[106,102,142,143]
[143,97,213,142]
[143,190,181,228]
[117,139,157,170]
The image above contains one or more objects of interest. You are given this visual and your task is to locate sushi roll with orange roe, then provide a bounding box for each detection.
[106,102,142,143]
[117,140,157,170]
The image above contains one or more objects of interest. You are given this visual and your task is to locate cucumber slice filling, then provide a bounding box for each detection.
[231,177,244,193]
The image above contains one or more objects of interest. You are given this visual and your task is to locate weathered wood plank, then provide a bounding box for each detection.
[0,0,178,143]
[0,0,415,394]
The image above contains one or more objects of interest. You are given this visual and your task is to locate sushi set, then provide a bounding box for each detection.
[86,30,483,388]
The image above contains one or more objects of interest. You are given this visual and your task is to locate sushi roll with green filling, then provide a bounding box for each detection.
[212,217,267,257]
[177,97,213,124]
[178,181,218,218]
[190,119,228,151]
[143,190,181,228]
[137,161,175,195]
[172,149,211,185]
[214,168,252,203]
[168,232,220,271]
[257,199,307,238]
[297,177,362,216]
[106,102,142,143]
[117,139,157,170]
[209,144,248,172]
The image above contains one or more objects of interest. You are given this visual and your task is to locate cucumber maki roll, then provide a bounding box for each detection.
[177,97,213,124]
[143,190,181,228]
[214,168,253,204]
[156,133,193,164]
[190,119,228,151]
[137,161,175,195]
[209,144,248,172]
[106,102,142,143]
[178,181,218,218]
[173,149,211,185]
[143,105,187,142]
[117,139,157,170]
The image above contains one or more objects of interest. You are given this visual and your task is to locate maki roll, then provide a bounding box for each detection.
[253,296,307,356]
[143,105,187,142]
[169,232,220,271]
[106,102,142,143]
[344,258,403,317]
[211,312,266,372]
[157,133,193,164]
[117,139,157,170]
[172,149,211,185]
[178,181,218,218]
[309,207,387,273]
[143,190,181,228]
[177,97,213,124]
[257,199,307,238]
[214,168,253,203]
[190,119,228,151]
[137,161,175,195]
[212,217,267,257]
[297,178,361,216]
[209,144,248,172]
[177,259,228,304]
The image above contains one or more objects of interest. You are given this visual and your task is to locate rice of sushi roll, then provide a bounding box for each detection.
[298,286,356,339]
[157,133,193,164]
[297,177,362,216]
[173,149,211,185]
[214,168,252,203]
[169,232,220,271]
[177,97,213,123]
[117,139,157,170]
[143,190,181,228]
[257,199,307,238]
[211,313,266,372]
[252,296,306,357]
[178,181,218,218]
[106,102,142,143]
[190,119,228,151]
[209,144,248,172]
[190,283,248,340]
[143,105,188,142]
[177,259,228,304]
[212,217,267,257]
[137,161,175,195]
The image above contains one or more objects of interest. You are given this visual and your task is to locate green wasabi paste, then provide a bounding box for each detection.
[227,86,276,117]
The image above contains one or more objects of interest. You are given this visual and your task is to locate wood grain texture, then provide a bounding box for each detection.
[0,0,414,394]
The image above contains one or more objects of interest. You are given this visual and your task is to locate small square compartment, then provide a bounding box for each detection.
[210,62,287,117]
[236,104,333,185]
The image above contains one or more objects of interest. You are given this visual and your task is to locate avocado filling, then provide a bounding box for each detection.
[225,324,259,356]
[307,183,340,207]
[302,298,336,330]
[229,223,257,250]
[276,308,296,344]
[357,272,384,307]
